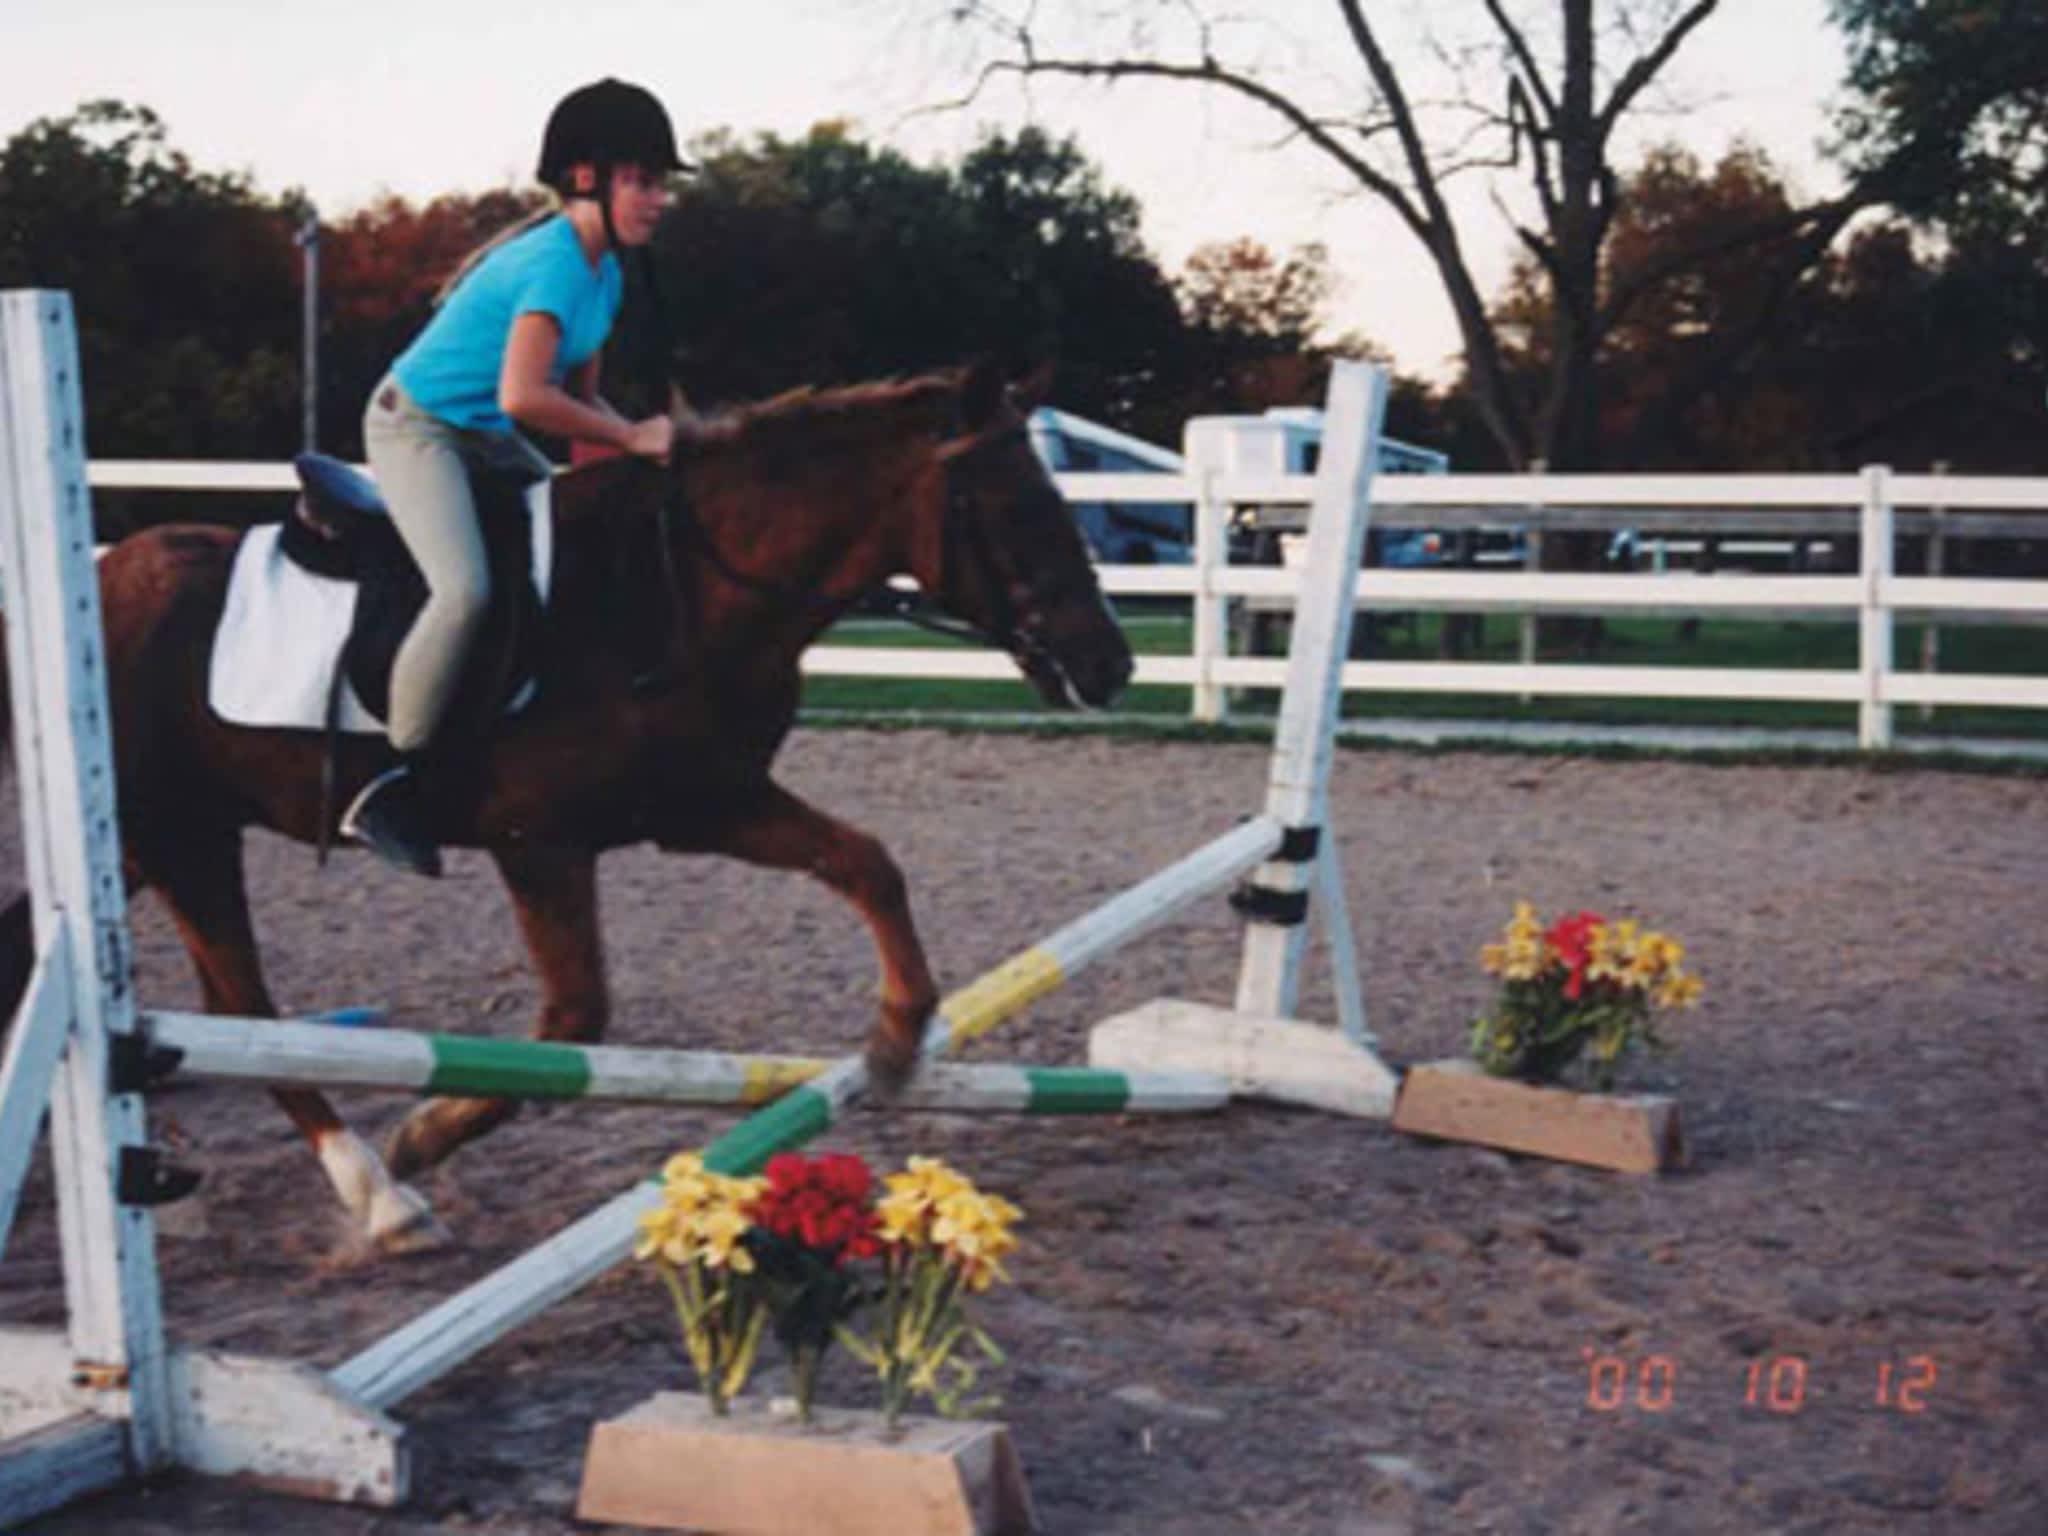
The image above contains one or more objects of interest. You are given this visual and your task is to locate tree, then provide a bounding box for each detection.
[1831,0,2047,229]
[1491,138,2046,474]
[1166,239,1336,419]
[925,2,2046,475]
[617,122,1187,439]
[1487,142,1835,468]
[0,100,301,457]
[1828,0,2046,462]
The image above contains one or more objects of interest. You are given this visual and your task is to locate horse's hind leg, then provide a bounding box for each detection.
[687,782,937,1085]
[386,841,607,1180]
[145,830,447,1252]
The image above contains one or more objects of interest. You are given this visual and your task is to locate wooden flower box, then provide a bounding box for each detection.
[577,1392,1037,1535]
[1392,1059,1687,1174]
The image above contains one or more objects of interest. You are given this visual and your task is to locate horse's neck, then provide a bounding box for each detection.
[685,439,916,659]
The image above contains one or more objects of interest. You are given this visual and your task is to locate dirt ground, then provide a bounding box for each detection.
[1,730,2043,1534]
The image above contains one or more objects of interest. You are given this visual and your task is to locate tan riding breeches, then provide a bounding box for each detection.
[362,378,549,752]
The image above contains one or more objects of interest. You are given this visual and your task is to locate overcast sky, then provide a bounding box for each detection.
[3,0,1850,382]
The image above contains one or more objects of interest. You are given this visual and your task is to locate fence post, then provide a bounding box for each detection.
[1919,460,1948,723]
[1859,464,1894,750]
[1518,460,1546,701]
[1190,460,1230,724]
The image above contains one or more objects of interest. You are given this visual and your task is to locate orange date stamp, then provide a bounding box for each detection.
[1580,1348,1938,1415]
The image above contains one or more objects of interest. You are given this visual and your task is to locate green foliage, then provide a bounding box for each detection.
[619,121,1186,439]
[1831,0,2048,227]
[0,101,301,455]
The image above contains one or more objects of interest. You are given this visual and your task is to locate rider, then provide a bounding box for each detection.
[343,78,706,878]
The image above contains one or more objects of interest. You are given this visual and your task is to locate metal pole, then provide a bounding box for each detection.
[295,206,319,455]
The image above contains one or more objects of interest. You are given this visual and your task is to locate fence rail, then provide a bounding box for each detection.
[84,459,2048,748]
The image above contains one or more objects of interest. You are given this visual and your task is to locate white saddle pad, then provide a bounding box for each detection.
[207,479,554,734]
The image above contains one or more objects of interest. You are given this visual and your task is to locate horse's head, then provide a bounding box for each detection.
[910,361,1134,710]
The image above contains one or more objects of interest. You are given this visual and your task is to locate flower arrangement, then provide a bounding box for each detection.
[1472,901,1704,1089]
[636,1149,1022,1429]
[634,1154,772,1417]
[845,1156,1023,1429]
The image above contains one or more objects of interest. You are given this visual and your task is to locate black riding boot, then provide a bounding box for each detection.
[340,753,444,878]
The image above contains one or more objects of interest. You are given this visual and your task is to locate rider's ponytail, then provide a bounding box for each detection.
[432,203,557,308]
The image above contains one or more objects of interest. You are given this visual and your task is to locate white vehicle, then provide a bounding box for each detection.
[1030,404,1447,565]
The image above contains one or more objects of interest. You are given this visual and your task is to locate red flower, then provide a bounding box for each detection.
[1545,911,1604,1002]
[747,1151,879,1266]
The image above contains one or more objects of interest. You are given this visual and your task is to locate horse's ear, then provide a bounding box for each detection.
[1012,359,1056,414]
[959,356,1005,431]
[668,384,692,420]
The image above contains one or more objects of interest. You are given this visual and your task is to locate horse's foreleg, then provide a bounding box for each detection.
[692,783,937,1085]
[386,842,607,1180]
[145,832,446,1252]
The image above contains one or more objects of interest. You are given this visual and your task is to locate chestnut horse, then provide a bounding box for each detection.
[0,361,1132,1250]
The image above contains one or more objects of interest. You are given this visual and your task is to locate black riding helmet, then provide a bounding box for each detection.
[536,78,686,197]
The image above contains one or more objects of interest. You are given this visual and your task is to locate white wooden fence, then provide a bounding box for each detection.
[85,460,2048,749]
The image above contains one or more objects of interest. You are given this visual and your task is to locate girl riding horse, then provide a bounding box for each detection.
[345,78,732,877]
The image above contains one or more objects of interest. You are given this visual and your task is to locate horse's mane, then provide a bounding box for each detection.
[721,372,961,458]
[554,371,966,531]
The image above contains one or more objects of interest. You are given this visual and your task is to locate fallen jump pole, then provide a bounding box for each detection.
[143,1011,1229,1116]
[331,813,1286,1412]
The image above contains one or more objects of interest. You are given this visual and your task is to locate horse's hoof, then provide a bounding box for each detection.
[370,1183,452,1254]
[383,1125,427,1184]
[862,1030,920,1094]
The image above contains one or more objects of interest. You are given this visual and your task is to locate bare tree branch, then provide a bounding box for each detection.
[1597,0,1721,144]
[1333,0,1531,458]
[974,56,1433,237]
[1597,190,1872,336]
[1481,0,1560,130]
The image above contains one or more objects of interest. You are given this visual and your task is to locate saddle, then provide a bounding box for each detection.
[285,452,546,727]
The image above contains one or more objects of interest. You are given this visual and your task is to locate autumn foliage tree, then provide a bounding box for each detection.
[316,188,547,453]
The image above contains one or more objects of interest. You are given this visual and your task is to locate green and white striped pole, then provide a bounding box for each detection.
[332,813,1284,1411]
[145,1011,1226,1117]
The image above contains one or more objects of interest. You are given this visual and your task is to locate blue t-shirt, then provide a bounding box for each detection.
[393,215,623,432]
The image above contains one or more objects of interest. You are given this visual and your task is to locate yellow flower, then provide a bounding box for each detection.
[634,1203,680,1263]
[878,1156,972,1240]
[1502,936,1544,982]
[639,1154,765,1270]
[1480,941,1509,975]
[696,1204,757,1273]
[1654,971,1704,1010]
[1622,932,1684,989]
[931,1188,1021,1292]
[876,1191,930,1248]
[1504,902,1541,942]
[1586,919,1639,984]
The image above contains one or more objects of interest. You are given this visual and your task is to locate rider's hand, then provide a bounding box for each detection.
[622,415,675,463]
